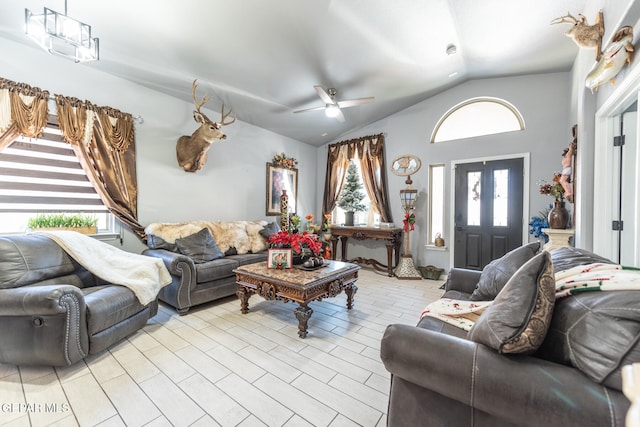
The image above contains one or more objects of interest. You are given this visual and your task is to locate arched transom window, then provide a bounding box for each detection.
[430,97,525,143]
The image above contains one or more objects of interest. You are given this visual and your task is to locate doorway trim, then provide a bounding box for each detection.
[449,152,530,269]
[594,60,640,261]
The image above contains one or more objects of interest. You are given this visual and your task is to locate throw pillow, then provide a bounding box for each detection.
[469,242,540,301]
[259,221,281,239]
[146,234,177,252]
[175,228,225,263]
[467,251,555,354]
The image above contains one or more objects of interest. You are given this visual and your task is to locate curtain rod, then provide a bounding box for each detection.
[47,95,144,124]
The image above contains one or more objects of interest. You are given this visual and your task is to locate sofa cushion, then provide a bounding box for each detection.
[550,246,615,272]
[469,242,540,301]
[536,290,640,391]
[468,251,555,354]
[195,258,240,283]
[0,235,76,289]
[83,285,147,335]
[175,228,225,263]
[229,252,269,266]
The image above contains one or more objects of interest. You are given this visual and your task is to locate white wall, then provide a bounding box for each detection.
[0,38,318,254]
[318,72,571,272]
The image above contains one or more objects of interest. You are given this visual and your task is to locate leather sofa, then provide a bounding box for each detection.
[142,220,273,314]
[381,246,635,427]
[0,234,159,366]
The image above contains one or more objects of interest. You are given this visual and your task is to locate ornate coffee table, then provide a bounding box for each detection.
[234,260,360,338]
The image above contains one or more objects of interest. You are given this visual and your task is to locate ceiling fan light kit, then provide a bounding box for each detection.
[294,85,375,122]
[325,104,340,118]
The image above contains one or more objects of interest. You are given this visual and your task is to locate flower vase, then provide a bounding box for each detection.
[548,201,569,229]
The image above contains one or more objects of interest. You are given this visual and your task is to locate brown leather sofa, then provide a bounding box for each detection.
[0,234,158,366]
[381,246,634,427]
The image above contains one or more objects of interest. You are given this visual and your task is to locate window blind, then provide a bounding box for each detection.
[0,124,107,213]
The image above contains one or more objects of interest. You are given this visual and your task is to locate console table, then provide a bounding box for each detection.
[330,226,402,277]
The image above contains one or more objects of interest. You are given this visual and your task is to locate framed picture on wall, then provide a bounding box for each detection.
[266,163,298,216]
[267,248,292,269]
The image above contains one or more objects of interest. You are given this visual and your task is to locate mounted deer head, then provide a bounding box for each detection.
[176,79,236,172]
[551,10,604,60]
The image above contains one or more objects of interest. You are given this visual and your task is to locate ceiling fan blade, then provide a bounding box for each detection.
[314,85,334,104]
[293,105,326,114]
[337,97,375,109]
[335,108,345,123]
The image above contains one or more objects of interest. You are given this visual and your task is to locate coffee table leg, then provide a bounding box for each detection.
[345,284,358,309]
[237,286,251,314]
[295,304,313,338]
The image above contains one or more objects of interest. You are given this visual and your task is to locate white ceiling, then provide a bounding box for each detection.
[0,0,588,146]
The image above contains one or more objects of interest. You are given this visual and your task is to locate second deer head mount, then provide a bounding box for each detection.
[551,10,605,61]
[176,79,236,173]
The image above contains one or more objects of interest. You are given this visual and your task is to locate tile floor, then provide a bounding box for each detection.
[0,268,445,427]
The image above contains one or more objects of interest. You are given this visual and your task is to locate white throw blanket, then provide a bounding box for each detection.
[420,299,493,331]
[34,230,171,305]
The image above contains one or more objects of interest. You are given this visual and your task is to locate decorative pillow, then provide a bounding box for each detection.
[467,251,555,354]
[259,221,281,239]
[174,228,225,263]
[146,234,177,252]
[469,242,540,301]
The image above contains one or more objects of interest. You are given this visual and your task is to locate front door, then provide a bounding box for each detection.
[454,158,524,270]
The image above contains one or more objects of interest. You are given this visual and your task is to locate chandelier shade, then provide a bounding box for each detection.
[25,2,99,63]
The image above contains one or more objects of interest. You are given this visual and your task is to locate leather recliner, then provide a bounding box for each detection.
[0,234,158,366]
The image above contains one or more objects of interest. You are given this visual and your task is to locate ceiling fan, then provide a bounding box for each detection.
[293,86,375,122]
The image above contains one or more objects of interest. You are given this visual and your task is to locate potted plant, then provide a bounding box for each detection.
[27,213,98,235]
[539,173,569,229]
[337,162,367,226]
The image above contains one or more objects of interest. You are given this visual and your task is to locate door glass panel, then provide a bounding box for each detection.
[467,171,481,226]
[493,169,509,227]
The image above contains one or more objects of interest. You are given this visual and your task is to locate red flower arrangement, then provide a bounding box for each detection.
[267,230,322,256]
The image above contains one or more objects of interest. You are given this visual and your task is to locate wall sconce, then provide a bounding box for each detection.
[25,0,99,63]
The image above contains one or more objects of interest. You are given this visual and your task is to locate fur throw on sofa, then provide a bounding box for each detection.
[145,220,269,254]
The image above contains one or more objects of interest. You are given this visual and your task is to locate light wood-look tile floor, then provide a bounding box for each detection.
[0,268,445,427]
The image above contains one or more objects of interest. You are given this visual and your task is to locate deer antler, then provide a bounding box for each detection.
[551,11,580,25]
[219,102,236,126]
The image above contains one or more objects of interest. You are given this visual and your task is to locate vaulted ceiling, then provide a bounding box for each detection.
[0,0,589,145]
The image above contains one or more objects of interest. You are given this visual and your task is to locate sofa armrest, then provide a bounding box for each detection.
[381,324,628,426]
[444,267,481,294]
[0,285,88,366]
[0,285,86,315]
[142,249,196,314]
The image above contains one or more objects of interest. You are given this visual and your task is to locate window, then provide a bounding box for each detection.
[428,164,445,244]
[430,97,525,143]
[0,121,115,234]
[332,160,381,226]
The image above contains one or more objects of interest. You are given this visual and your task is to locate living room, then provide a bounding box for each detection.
[1,0,640,426]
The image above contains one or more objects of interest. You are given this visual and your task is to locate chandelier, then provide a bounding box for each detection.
[25,0,99,63]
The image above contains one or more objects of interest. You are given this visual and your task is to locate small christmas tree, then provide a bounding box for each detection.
[338,162,367,213]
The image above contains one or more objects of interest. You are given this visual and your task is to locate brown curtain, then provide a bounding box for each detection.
[0,77,49,150]
[55,95,145,241]
[322,133,392,222]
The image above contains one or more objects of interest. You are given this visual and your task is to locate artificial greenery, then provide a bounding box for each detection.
[337,162,367,213]
[28,213,98,229]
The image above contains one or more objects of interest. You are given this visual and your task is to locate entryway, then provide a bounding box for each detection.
[453,157,525,270]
